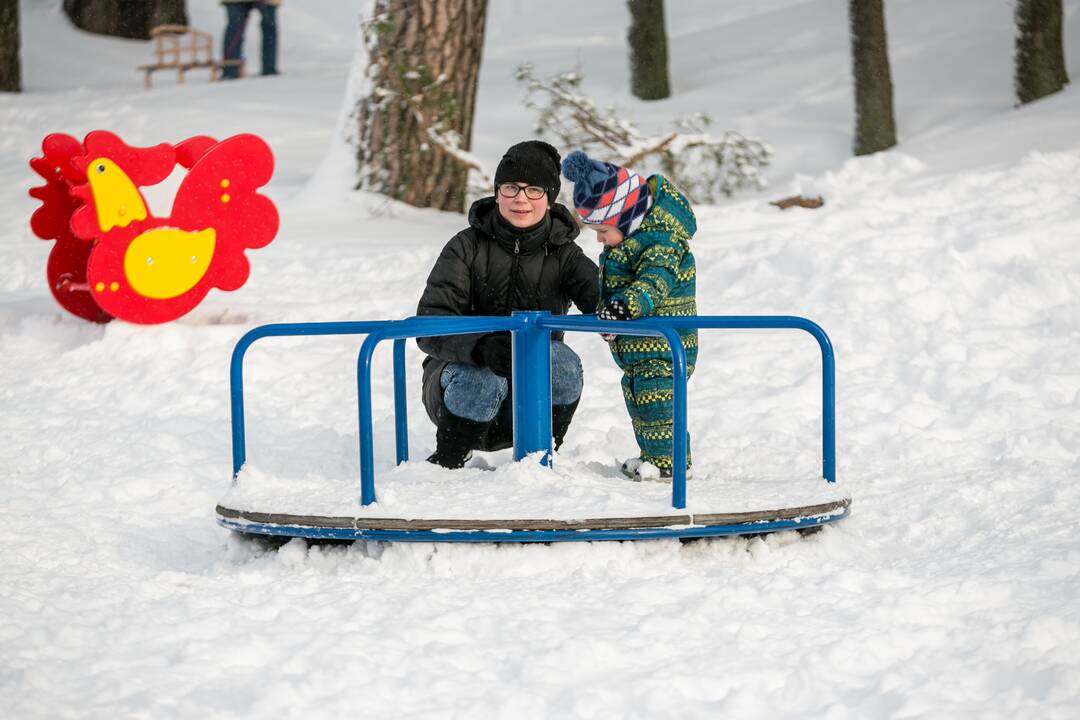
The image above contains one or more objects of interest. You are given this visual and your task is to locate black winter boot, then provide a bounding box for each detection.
[551,399,580,451]
[426,411,492,469]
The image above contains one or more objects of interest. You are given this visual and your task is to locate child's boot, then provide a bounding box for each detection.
[623,459,694,483]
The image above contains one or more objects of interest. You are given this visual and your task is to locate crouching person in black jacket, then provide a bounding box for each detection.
[416,140,600,468]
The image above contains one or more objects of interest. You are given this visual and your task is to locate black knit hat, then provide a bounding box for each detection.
[494,140,562,201]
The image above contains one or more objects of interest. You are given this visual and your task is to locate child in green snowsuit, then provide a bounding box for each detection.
[561,151,697,482]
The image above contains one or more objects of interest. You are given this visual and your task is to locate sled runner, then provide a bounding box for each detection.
[216,312,850,542]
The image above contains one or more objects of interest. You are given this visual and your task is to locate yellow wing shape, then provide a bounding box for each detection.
[123,227,217,300]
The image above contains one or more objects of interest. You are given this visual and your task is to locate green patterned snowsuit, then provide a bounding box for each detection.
[599,175,697,471]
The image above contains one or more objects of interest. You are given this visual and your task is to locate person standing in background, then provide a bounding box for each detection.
[221,0,280,79]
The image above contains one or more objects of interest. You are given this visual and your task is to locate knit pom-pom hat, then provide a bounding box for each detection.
[560,150,651,236]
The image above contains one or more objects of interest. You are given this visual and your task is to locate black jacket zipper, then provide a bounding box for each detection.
[505,238,521,314]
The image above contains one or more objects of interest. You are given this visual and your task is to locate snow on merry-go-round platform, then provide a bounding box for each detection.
[216,313,851,543]
[217,464,851,542]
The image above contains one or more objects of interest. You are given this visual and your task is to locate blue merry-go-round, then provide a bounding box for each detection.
[215,312,850,543]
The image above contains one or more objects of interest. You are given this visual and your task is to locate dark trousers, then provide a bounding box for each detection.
[222,2,278,78]
[621,362,693,471]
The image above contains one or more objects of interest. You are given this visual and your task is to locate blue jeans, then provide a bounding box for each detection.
[441,341,583,422]
[222,2,278,78]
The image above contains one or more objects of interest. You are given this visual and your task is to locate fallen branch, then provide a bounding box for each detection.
[515,65,771,203]
[770,195,824,210]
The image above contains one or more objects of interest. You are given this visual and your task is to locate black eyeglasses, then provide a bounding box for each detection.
[498,183,547,200]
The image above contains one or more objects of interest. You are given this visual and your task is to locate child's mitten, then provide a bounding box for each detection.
[597,299,631,341]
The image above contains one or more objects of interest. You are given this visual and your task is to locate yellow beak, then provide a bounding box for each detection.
[86,157,148,232]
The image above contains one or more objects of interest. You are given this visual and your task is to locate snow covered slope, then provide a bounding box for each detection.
[2,0,1079,717]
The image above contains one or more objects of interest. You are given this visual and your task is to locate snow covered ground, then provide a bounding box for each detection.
[2,0,1080,717]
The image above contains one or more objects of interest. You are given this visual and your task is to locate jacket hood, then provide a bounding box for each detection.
[468,197,581,252]
[644,175,697,240]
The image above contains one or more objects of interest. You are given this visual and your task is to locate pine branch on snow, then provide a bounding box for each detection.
[515,64,772,203]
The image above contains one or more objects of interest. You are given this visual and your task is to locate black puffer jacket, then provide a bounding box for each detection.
[417,197,599,360]
[417,198,599,418]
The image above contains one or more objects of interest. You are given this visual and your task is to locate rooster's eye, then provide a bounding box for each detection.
[96,164,106,173]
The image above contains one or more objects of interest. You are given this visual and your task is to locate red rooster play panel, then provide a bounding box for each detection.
[29,131,278,324]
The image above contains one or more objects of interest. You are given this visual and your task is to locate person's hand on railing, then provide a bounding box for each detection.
[597,299,631,342]
[473,332,512,377]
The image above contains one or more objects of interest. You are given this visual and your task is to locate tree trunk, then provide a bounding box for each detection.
[1015,0,1069,105]
[627,0,670,101]
[151,0,188,28]
[63,0,187,40]
[355,0,489,213]
[0,0,20,93]
[849,0,897,156]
